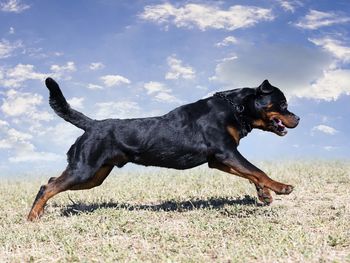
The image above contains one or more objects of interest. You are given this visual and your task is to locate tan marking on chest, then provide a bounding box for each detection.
[227,126,240,145]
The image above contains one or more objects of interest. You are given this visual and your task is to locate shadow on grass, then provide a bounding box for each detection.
[59,195,263,217]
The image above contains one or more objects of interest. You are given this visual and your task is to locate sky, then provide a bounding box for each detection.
[0,0,350,176]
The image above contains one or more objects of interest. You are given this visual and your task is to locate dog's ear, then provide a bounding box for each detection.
[257,79,274,94]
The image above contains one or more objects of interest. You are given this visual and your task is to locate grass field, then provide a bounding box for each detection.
[0,161,349,262]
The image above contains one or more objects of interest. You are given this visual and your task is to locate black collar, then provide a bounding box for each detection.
[213,92,245,113]
[213,92,252,138]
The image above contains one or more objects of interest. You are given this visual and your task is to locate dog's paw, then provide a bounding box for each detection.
[257,188,273,205]
[27,212,39,222]
[27,209,43,222]
[276,184,294,195]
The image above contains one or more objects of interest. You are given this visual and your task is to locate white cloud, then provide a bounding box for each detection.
[87,83,104,90]
[89,62,105,71]
[0,119,65,163]
[144,81,170,94]
[2,89,41,116]
[211,44,332,97]
[0,64,47,88]
[1,89,53,121]
[323,146,338,151]
[218,54,238,63]
[0,62,77,88]
[67,97,84,110]
[94,100,164,120]
[297,37,350,100]
[7,127,33,141]
[278,0,302,13]
[50,61,76,79]
[9,27,15,34]
[51,123,81,146]
[297,68,350,101]
[312,124,338,135]
[0,123,61,163]
[195,85,207,91]
[0,39,23,58]
[100,74,130,87]
[309,37,350,63]
[0,139,12,149]
[0,0,30,13]
[7,64,46,82]
[43,122,82,149]
[94,101,141,119]
[8,144,62,163]
[212,44,350,101]
[8,152,61,162]
[154,92,182,103]
[296,10,350,30]
[143,81,182,104]
[54,51,64,57]
[165,55,195,80]
[215,36,237,47]
[0,120,9,127]
[140,3,274,31]
[51,61,76,72]
[0,120,11,149]
[0,126,32,150]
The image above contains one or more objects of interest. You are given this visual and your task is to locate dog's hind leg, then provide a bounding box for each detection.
[27,164,114,221]
[69,165,114,190]
[48,177,57,183]
[27,168,74,221]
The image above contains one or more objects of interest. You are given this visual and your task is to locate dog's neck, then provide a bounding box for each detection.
[213,93,253,139]
[236,114,253,138]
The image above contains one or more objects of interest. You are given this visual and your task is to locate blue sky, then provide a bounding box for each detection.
[0,0,350,175]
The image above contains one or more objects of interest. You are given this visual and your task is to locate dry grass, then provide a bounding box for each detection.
[0,161,349,262]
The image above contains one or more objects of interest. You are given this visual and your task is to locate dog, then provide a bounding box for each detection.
[27,78,299,221]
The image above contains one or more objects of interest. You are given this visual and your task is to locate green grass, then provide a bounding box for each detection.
[0,161,350,262]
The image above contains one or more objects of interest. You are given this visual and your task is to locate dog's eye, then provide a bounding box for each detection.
[280,102,288,110]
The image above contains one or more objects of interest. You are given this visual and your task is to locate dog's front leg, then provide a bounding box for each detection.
[209,149,294,204]
[209,158,273,205]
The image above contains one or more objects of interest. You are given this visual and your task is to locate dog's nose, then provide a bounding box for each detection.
[294,115,300,125]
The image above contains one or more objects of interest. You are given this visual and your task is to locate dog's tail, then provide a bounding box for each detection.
[45,77,94,130]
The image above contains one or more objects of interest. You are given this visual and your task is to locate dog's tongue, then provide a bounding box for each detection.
[275,118,287,134]
[279,122,287,134]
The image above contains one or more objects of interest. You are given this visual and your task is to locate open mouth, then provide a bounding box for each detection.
[270,117,287,136]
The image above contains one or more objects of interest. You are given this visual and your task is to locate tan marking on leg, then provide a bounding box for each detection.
[209,160,259,185]
[28,170,72,221]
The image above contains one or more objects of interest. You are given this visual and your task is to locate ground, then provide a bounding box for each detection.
[0,161,349,262]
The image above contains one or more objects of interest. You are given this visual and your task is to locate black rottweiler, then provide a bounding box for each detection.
[28,78,299,221]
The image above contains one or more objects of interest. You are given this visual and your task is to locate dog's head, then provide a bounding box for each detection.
[249,80,300,136]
